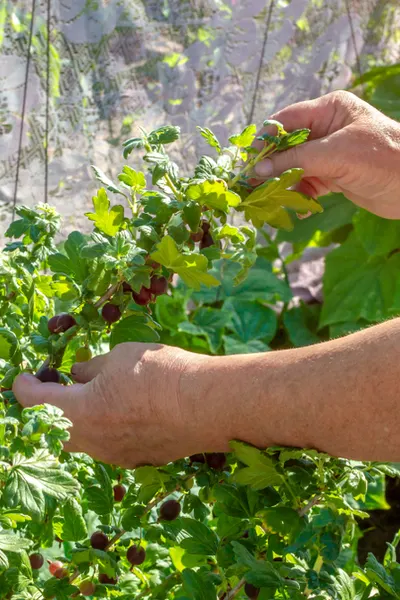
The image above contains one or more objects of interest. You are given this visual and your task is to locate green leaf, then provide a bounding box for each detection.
[197,126,221,153]
[4,450,79,519]
[215,224,246,243]
[259,507,304,539]
[283,307,320,347]
[155,294,187,331]
[276,193,356,244]
[229,124,257,148]
[85,189,124,236]
[47,252,74,277]
[62,498,88,542]
[118,166,146,192]
[177,518,219,555]
[85,465,114,517]
[186,180,241,212]
[263,119,287,135]
[230,441,283,490]
[0,533,32,553]
[183,201,202,232]
[228,300,277,343]
[0,328,21,364]
[182,568,217,600]
[148,125,181,145]
[179,307,232,354]
[110,315,160,349]
[365,554,397,596]
[150,236,220,291]
[320,233,400,327]
[122,136,145,159]
[241,169,322,230]
[223,336,269,355]
[353,210,400,256]
[277,128,310,151]
[42,577,79,600]
[92,165,124,195]
[64,231,89,283]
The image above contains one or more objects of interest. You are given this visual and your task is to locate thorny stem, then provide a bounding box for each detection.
[298,495,323,517]
[94,283,120,309]
[223,577,246,599]
[229,142,277,188]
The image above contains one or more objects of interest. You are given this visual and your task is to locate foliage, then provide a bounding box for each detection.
[0,62,400,599]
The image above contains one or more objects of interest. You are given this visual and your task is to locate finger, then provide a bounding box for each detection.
[71,354,109,384]
[13,373,84,416]
[253,136,342,182]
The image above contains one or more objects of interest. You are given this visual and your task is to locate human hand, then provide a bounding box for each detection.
[13,344,232,468]
[253,91,400,219]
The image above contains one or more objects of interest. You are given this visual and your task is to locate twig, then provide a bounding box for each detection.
[223,578,246,599]
[94,283,120,309]
[298,495,322,518]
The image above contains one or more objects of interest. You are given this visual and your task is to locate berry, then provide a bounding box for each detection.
[101,303,121,324]
[190,228,204,243]
[75,347,92,363]
[48,313,76,334]
[122,281,132,293]
[90,531,109,550]
[149,276,168,297]
[205,453,226,470]
[201,220,211,234]
[99,574,117,585]
[54,567,69,579]
[127,545,146,566]
[132,286,152,306]
[36,366,61,384]
[79,581,96,596]
[200,232,214,250]
[49,560,64,576]
[29,553,44,570]
[189,453,206,465]
[244,583,260,599]
[113,484,126,502]
[159,499,181,521]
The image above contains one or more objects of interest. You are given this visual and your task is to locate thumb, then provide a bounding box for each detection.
[71,354,109,384]
[12,373,83,412]
[254,137,340,181]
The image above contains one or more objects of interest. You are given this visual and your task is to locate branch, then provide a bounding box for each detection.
[298,495,322,517]
[94,283,120,309]
[223,578,246,599]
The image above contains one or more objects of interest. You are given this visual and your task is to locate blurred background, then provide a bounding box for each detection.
[1,0,400,238]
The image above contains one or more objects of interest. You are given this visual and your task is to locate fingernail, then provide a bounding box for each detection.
[254,159,274,178]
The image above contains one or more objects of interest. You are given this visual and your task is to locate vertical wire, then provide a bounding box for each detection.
[12,0,37,220]
[44,0,51,204]
[247,0,275,125]
[345,0,364,88]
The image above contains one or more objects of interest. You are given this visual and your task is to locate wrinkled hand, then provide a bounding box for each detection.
[253,90,400,219]
[13,344,228,468]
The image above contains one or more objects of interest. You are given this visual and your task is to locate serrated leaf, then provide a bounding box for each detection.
[150,236,220,291]
[4,451,79,519]
[110,315,160,349]
[118,166,146,192]
[229,124,257,148]
[186,180,241,212]
[0,533,32,552]
[85,189,124,236]
[241,169,322,230]
[62,498,87,542]
[148,125,181,145]
[230,441,282,490]
[277,128,310,151]
[197,127,221,154]
[92,165,124,195]
[0,328,20,364]
[175,518,219,556]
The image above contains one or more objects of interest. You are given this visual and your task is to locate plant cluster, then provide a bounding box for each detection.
[1,62,400,599]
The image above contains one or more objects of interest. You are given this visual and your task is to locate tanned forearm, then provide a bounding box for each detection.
[193,319,400,461]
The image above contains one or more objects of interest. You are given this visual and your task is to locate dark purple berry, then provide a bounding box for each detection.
[90,531,109,550]
[149,276,168,297]
[159,499,181,521]
[200,232,214,250]
[201,220,211,234]
[189,453,206,465]
[190,229,204,243]
[245,583,260,599]
[122,282,132,293]
[48,313,76,334]
[113,484,126,502]
[29,553,44,570]
[99,573,117,585]
[35,365,61,384]
[132,286,152,306]
[205,453,226,470]
[127,545,146,566]
[102,303,121,324]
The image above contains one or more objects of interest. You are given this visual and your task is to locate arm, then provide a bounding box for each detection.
[12,319,400,466]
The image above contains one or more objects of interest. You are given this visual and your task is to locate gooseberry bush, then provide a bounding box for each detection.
[0,120,399,600]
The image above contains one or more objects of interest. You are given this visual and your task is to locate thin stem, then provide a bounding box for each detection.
[164,172,183,201]
[94,283,120,309]
[298,495,322,517]
[229,142,276,188]
[223,578,246,599]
